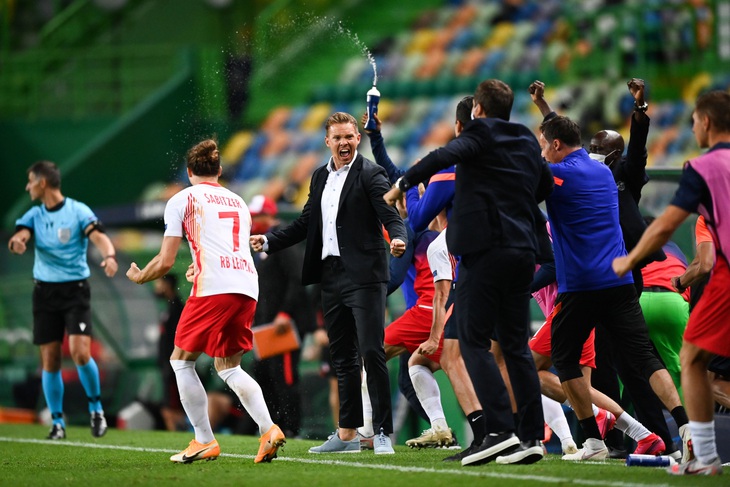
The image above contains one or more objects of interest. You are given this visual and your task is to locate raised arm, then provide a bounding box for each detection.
[623,78,651,196]
[361,112,404,184]
[613,205,690,277]
[528,80,554,118]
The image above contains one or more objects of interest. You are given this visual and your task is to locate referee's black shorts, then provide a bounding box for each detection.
[32,279,92,345]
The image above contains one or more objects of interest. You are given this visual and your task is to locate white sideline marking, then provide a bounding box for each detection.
[0,437,671,487]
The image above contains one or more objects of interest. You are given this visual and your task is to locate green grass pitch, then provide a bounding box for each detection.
[0,424,724,486]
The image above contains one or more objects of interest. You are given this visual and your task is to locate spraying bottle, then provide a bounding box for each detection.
[364,85,381,131]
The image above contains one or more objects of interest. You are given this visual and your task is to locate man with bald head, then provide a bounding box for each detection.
[528,79,688,461]
[589,130,624,166]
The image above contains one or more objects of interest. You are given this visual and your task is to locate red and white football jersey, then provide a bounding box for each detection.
[164,182,258,299]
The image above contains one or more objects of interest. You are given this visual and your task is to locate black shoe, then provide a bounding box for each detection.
[461,432,520,466]
[495,440,545,465]
[443,441,479,462]
[47,423,66,440]
[91,412,108,438]
[607,446,628,459]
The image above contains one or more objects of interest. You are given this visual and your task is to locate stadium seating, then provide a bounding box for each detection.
[211,0,728,206]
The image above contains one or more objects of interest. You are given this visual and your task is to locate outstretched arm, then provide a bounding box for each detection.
[127,236,182,284]
[8,227,32,255]
[613,205,690,277]
[673,241,714,292]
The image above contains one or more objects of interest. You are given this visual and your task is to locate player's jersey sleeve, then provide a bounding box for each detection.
[163,192,186,238]
[427,230,454,282]
[695,215,713,245]
[15,206,40,231]
[73,200,99,235]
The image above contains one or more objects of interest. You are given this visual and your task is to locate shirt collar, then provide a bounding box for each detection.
[327,151,358,173]
[708,142,730,153]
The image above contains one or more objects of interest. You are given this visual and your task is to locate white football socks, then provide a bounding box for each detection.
[409,365,447,431]
[170,360,215,444]
[217,366,274,435]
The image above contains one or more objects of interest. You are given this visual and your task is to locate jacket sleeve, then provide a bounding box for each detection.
[402,136,474,189]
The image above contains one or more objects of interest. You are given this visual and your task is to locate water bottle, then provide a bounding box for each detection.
[364,86,380,131]
[625,454,675,467]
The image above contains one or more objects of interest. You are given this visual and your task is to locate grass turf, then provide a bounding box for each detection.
[0,424,724,486]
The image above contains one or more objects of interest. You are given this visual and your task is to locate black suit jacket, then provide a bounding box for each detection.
[402,118,553,257]
[266,153,407,286]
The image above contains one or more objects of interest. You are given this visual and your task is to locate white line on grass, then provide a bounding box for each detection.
[0,437,671,487]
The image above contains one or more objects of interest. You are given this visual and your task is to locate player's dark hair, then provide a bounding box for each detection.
[28,161,61,189]
[455,96,474,126]
[695,90,730,133]
[540,115,582,147]
[187,139,220,177]
[474,79,513,121]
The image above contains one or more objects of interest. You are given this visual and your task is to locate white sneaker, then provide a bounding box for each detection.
[374,428,395,455]
[679,424,694,464]
[561,438,578,455]
[667,457,722,476]
[562,438,608,461]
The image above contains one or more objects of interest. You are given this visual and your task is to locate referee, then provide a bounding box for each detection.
[8,161,118,439]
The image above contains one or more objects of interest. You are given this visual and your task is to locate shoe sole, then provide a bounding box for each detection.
[256,438,286,463]
[172,454,219,464]
[406,440,452,449]
[91,429,107,438]
[562,449,609,461]
[462,436,520,466]
[496,447,545,465]
[309,449,361,454]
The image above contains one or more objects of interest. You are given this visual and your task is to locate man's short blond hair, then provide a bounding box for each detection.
[325,112,359,133]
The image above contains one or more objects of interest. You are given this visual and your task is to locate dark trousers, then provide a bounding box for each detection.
[552,283,675,451]
[590,270,675,452]
[321,257,393,434]
[457,248,543,441]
